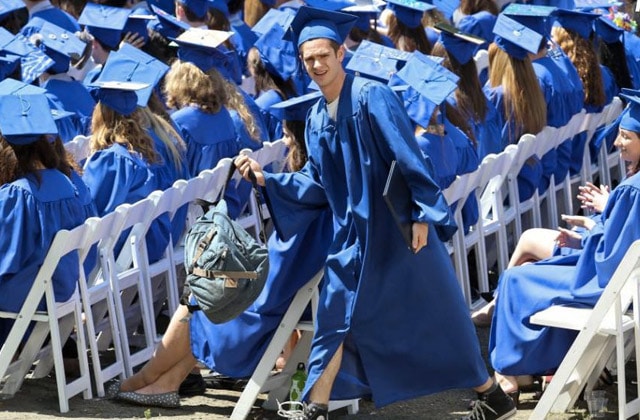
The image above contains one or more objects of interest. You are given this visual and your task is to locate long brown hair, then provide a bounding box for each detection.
[90,104,159,164]
[283,119,307,172]
[488,43,547,141]
[430,41,487,123]
[552,26,606,108]
[5,136,78,185]
[247,47,297,100]
[243,0,270,27]
[387,13,432,54]
[459,0,499,15]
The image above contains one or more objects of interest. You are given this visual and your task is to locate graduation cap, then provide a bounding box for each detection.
[573,0,622,10]
[252,8,297,37]
[32,20,86,74]
[388,50,459,128]
[89,80,148,116]
[430,0,460,22]
[208,0,229,16]
[553,9,598,40]
[287,6,358,48]
[0,54,20,80]
[0,27,54,83]
[125,13,155,44]
[171,28,240,80]
[593,15,624,43]
[253,24,299,81]
[342,3,381,32]
[149,4,191,39]
[0,0,26,21]
[493,13,543,60]
[502,4,557,37]
[101,43,169,107]
[346,40,412,82]
[304,0,357,11]
[435,22,485,65]
[0,93,58,144]
[176,0,208,19]
[0,77,74,121]
[269,90,322,121]
[78,3,131,50]
[619,88,640,133]
[384,0,436,29]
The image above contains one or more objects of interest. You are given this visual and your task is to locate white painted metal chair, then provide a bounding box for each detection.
[0,225,93,413]
[473,49,489,78]
[530,240,640,420]
[64,135,91,163]
[597,98,626,188]
[507,133,542,238]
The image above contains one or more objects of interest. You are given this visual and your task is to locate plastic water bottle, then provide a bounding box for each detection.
[289,362,307,401]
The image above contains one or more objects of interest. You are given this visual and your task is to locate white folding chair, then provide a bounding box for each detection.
[0,226,93,413]
[598,98,626,188]
[508,134,542,238]
[64,135,91,163]
[473,49,489,78]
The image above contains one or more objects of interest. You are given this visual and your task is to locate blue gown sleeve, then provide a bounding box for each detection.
[363,83,457,239]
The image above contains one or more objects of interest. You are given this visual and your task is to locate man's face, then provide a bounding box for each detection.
[299,38,344,91]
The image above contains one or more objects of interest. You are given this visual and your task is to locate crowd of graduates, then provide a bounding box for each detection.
[2,0,640,419]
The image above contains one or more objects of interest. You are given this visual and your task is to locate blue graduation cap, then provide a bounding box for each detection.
[100,43,169,107]
[171,28,240,80]
[269,90,322,121]
[176,0,208,19]
[252,8,297,37]
[493,13,543,59]
[0,77,74,121]
[553,9,598,40]
[431,0,460,22]
[32,20,86,74]
[89,80,149,116]
[0,0,25,21]
[208,0,229,16]
[619,88,640,133]
[573,0,622,10]
[388,50,459,128]
[253,24,298,81]
[149,5,191,39]
[304,0,357,11]
[125,13,155,44]
[0,93,58,144]
[342,3,381,32]
[502,4,557,37]
[0,54,20,80]
[287,6,358,48]
[78,3,130,50]
[593,15,624,43]
[346,40,412,82]
[0,27,54,83]
[384,0,435,29]
[435,22,486,65]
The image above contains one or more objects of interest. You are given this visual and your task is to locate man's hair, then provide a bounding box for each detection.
[300,38,341,55]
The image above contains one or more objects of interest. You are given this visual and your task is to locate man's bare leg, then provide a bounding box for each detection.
[308,344,343,404]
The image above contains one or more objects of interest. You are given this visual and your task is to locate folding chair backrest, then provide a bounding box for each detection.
[64,135,91,163]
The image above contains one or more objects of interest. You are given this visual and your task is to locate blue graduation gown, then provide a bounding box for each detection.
[42,78,95,137]
[20,6,80,37]
[255,89,285,141]
[456,11,496,52]
[170,105,242,218]
[532,55,584,193]
[263,75,488,407]
[490,171,640,375]
[624,31,640,90]
[239,89,270,144]
[189,209,333,377]
[82,143,171,264]
[0,169,96,344]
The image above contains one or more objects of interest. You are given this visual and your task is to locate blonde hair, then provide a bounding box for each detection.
[223,79,263,144]
[488,43,547,141]
[90,103,159,164]
[552,26,606,108]
[138,106,186,171]
[164,60,227,113]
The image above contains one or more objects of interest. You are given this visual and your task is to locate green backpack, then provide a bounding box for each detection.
[182,198,269,324]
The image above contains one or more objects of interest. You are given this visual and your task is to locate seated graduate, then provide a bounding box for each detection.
[430,24,503,159]
[108,91,333,409]
[29,19,96,139]
[485,13,547,202]
[82,75,171,264]
[486,88,640,402]
[382,0,435,54]
[0,91,96,345]
[552,8,619,176]
[21,0,80,36]
[453,0,498,52]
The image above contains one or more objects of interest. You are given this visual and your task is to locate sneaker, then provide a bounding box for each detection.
[462,385,516,420]
[277,401,328,420]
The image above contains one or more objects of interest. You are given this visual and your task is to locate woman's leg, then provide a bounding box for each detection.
[120,305,196,392]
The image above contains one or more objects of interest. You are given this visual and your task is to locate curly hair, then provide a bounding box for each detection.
[430,41,487,123]
[0,137,17,185]
[223,79,263,144]
[90,103,159,164]
[386,13,432,54]
[459,0,499,16]
[164,60,227,113]
[552,26,605,108]
[488,43,547,142]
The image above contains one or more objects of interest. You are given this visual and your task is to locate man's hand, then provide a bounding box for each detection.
[234,154,265,186]
[412,222,428,254]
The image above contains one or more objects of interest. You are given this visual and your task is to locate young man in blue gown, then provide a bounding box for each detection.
[235,6,516,420]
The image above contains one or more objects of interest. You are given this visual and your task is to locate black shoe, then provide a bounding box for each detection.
[462,385,516,420]
[277,401,328,420]
[178,373,206,396]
